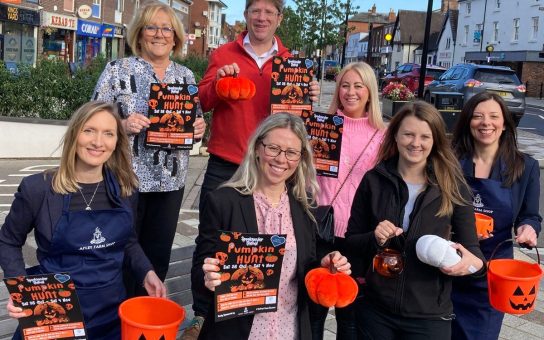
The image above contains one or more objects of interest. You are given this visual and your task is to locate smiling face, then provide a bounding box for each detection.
[395,115,433,170]
[256,127,301,191]
[139,9,175,64]
[244,0,283,46]
[338,70,369,118]
[75,110,117,176]
[470,99,505,150]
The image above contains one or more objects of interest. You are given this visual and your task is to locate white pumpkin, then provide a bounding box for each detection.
[416,235,461,268]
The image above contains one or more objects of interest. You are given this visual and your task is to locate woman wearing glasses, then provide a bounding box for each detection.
[93,2,206,296]
[192,113,351,340]
[345,102,486,339]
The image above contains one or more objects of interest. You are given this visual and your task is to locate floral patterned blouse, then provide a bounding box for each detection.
[249,191,298,340]
[92,56,202,192]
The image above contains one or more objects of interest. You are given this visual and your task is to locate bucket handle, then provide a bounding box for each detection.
[489,239,540,265]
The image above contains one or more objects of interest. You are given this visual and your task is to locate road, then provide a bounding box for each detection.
[519,105,544,136]
[0,159,543,271]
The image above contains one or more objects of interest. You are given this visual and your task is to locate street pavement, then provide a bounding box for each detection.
[0,81,543,339]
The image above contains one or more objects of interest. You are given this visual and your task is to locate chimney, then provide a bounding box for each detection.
[441,0,458,13]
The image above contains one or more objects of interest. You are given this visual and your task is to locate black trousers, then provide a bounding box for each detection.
[125,188,184,297]
[192,154,239,316]
[356,300,452,340]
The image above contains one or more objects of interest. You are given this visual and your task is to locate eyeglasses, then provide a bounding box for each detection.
[261,142,302,161]
[143,25,175,37]
[247,8,280,18]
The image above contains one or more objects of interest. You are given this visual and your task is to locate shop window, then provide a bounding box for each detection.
[116,0,124,12]
[92,0,101,18]
[3,23,35,65]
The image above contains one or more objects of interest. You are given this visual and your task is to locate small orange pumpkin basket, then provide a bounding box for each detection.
[487,240,543,315]
[119,297,185,340]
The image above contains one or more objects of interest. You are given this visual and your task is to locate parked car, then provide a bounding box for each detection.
[424,64,526,125]
[380,63,446,95]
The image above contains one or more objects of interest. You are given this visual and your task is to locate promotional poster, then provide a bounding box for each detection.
[213,231,286,322]
[4,273,86,340]
[270,57,314,116]
[304,111,343,178]
[145,83,198,150]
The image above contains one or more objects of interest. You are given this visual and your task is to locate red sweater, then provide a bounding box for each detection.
[199,32,291,164]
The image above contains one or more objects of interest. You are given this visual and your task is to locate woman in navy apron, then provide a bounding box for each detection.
[0,102,166,339]
[451,92,541,340]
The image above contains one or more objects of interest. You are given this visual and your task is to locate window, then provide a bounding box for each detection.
[532,17,539,40]
[92,0,101,18]
[493,22,499,42]
[513,18,519,41]
[464,25,469,45]
[467,2,471,14]
[116,0,124,12]
[496,0,501,9]
[446,37,451,49]
[451,68,465,80]
[64,0,74,12]
[474,24,482,43]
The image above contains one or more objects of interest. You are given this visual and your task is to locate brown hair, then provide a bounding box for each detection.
[377,101,468,217]
[452,92,524,186]
[127,2,186,59]
[245,0,284,12]
[52,102,138,197]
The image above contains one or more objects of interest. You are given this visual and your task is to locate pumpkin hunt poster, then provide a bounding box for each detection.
[214,231,286,322]
[3,273,86,340]
[270,57,314,116]
[305,111,343,178]
[145,83,198,150]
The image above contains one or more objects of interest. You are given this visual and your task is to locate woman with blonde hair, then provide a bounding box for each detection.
[345,101,485,339]
[0,101,165,339]
[191,113,351,339]
[310,61,385,339]
[93,1,206,296]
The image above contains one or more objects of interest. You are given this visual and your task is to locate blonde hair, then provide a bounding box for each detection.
[377,101,468,217]
[222,113,318,220]
[52,102,138,197]
[127,2,186,59]
[328,62,385,130]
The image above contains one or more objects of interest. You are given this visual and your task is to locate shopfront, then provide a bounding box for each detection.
[0,3,40,66]
[42,12,77,62]
[76,19,101,66]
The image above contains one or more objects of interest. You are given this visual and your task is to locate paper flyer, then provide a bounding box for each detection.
[270,56,314,116]
[145,83,198,149]
[213,231,286,322]
[304,111,343,178]
[4,273,86,340]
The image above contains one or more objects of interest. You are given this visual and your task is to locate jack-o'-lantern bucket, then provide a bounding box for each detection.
[119,297,185,340]
[487,240,542,314]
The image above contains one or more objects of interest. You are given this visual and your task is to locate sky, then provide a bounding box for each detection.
[221,0,442,25]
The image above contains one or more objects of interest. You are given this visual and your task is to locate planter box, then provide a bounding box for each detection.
[382,99,410,119]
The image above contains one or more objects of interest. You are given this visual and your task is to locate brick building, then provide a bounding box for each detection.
[187,0,226,56]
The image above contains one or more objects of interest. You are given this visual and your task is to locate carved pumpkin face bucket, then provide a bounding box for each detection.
[487,242,542,315]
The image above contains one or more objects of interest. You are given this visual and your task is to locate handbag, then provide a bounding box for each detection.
[315,129,379,244]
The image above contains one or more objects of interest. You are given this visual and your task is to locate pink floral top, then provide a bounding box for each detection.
[248,191,298,340]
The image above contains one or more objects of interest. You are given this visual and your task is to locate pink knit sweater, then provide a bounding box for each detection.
[317,110,385,238]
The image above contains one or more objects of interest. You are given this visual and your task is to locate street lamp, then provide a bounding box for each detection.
[417,0,433,99]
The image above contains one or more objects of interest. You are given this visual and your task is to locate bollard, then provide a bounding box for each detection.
[540,82,543,100]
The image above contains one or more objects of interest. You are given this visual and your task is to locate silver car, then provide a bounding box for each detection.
[424,64,526,125]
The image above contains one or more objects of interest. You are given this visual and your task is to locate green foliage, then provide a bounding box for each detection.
[276,6,304,52]
[0,56,107,120]
[174,53,208,82]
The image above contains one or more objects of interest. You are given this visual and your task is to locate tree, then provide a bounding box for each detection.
[276,6,304,52]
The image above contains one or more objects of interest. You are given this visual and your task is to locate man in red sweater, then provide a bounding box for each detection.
[184,1,319,338]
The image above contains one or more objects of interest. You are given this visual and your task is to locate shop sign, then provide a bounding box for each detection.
[77,20,102,38]
[0,4,40,25]
[77,5,92,19]
[0,0,22,4]
[43,12,77,30]
[114,26,124,38]
[101,24,115,38]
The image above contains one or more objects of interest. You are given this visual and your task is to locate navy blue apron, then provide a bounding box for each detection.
[452,176,513,340]
[14,188,132,340]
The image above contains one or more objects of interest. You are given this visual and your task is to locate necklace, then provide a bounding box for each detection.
[78,182,101,211]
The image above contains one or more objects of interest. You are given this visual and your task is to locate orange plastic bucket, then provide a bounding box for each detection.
[118,297,185,340]
[487,240,543,314]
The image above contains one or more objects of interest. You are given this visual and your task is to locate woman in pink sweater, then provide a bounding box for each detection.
[310,62,385,340]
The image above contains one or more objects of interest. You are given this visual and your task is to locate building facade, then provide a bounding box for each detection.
[188,0,226,56]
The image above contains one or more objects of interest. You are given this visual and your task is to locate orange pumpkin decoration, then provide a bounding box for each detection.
[220,272,231,282]
[220,233,231,242]
[305,254,358,308]
[149,116,160,124]
[215,252,228,265]
[265,254,278,263]
[6,279,17,285]
[216,73,256,101]
[58,290,71,298]
[303,75,310,82]
[271,88,281,96]
[184,102,194,110]
[151,84,161,92]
